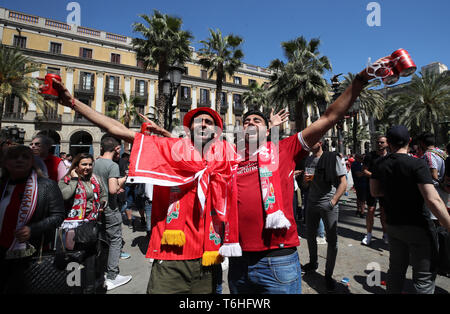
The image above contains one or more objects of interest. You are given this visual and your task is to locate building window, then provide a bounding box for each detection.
[79,47,93,59]
[80,72,94,90]
[220,92,227,106]
[13,35,27,48]
[135,79,146,96]
[111,53,121,64]
[233,76,242,85]
[233,94,242,106]
[200,88,209,103]
[201,70,208,80]
[47,67,61,75]
[248,79,256,86]
[184,67,189,75]
[137,59,145,69]
[50,42,62,54]
[180,86,191,99]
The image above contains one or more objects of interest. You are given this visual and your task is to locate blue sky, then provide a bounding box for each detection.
[2,0,450,84]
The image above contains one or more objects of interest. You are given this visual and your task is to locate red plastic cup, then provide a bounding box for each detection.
[40,73,61,98]
[382,67,400,85]
[391,49,416,77]
[141,122,152,135]
[374,57,393,77]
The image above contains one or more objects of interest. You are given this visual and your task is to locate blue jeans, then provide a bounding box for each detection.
[318,219,325,238]
[144,200,152,232]
[228,250,302,294]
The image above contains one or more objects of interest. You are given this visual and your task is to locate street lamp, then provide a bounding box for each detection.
[162,63,184,130]
[0,125,26,144]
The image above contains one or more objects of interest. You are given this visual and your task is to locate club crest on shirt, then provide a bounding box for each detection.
[209,222,221,245]
[166,201,180,224]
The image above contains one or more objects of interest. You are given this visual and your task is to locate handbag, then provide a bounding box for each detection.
[74,220,100,245]
[22,229,84,294]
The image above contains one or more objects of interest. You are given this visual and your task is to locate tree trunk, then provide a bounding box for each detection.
[215,68,224,114]
[0,96,5,130]
[294,100,306,132]
[352,114,358,154]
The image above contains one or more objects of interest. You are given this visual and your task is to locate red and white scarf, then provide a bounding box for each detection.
[0,171,39,258]
[128,133,241,265]
[61,174,102,230]
[254,142,291,229]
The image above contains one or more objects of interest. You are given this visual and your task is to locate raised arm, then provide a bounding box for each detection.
[42,78,136,143]
[301,57,388,148]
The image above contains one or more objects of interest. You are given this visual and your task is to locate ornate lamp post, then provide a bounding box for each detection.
[0,125,25,144]
[163,63,184,131]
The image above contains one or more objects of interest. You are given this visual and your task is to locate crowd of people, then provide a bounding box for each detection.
[0,54,449,295]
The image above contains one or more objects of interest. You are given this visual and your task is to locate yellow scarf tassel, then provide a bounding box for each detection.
[201,251,224,266]
[161,230,186,247]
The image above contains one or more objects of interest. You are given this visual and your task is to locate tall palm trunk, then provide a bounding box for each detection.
[352,114,358,154]
[294,100,306,132]
[215,65,224,113]
[0,96,5,130]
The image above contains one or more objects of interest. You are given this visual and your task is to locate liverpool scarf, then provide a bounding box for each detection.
[255,142,291,229]
[1,171,39,259]
[61,174,102,230]
[128,133,241,266]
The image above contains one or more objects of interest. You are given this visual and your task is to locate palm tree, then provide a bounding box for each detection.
[105,92,142,149]
[198,29,244,114]
[386,71,450,136]
[343,118,370,154]
[268,36,331,132]
[242,81,272,114]
[132,10,193,128]
[0,45,47,129]
[338,73,385,153]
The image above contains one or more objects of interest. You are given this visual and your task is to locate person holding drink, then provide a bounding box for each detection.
[301,139,348,292]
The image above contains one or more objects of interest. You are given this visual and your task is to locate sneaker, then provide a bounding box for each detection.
[316,236,327,245]
[301,262,318,275]
[105,274,132,291]
[361,234,373,246]
[325,275,336,292]
[120,252,131,260]
[382,233,389,245]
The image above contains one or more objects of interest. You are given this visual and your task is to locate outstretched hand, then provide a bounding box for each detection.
[139,113,172,138]
[362,55,393,81]
[269,108,289,129]
[38,78,73,107]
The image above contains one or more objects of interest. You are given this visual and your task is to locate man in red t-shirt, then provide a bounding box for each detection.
[229,66,378,294]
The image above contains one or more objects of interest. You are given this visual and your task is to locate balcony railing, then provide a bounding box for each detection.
[104,88,123,99]
[178,97,192,112]
[233,103,244,116]
[219,101,229,115]
[74,84,95,95]
[132,91,148,105]
[2,112,24,121]
[197,99,211,108]
[34,113,62,123]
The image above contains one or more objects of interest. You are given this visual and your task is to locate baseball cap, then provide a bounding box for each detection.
[183,107,223,130]
[386,125,410,147]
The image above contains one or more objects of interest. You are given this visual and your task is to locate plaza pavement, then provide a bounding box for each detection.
[108,190,450,294]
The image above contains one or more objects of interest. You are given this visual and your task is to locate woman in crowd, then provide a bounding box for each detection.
[59,153,107,294]
[0,145,65,293]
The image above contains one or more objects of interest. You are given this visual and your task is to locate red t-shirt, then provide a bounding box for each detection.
[146,181,206,260]
[237,132,309,251]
